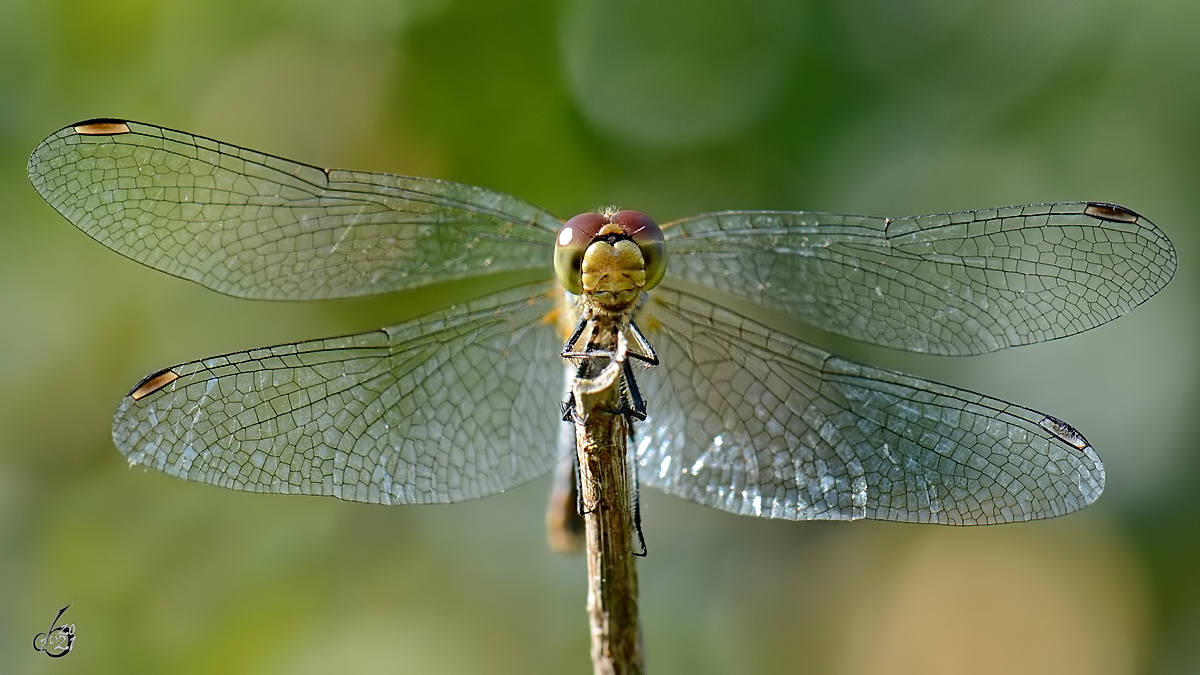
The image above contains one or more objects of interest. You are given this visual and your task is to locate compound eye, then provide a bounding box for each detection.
[612,210,666,290]
[555,212,608,294]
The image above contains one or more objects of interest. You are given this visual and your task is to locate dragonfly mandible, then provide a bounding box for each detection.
[28,119,1177,531]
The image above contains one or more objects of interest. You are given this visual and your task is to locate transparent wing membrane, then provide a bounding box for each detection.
[635,288,1104,524]
[663,204,1176,355]
[28,119,1178,524]
[115,283,565,504]
[28,120,560,300]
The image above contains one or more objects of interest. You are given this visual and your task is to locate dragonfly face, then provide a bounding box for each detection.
[27,119,1178,527]
[554,208,666,310]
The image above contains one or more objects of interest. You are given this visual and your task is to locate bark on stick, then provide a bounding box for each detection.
[572,336,644,675]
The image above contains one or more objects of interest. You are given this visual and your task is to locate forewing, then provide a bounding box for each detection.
[29,120,560,300]
[663,203,1176,355]
[635,288,1104,524]
[115,283,566,504]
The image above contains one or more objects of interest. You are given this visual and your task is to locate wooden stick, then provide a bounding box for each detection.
[572,333,645,675]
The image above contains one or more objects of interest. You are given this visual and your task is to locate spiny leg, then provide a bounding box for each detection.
[561,314,588,358]
[619,359,648,421]
[627,424,648,557]
[627,320,659,366]
[622,323,651,553]
[561,360,592,423]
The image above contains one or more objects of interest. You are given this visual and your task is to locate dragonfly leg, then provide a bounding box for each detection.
[627,320,659,366]
[561,318,622,365]
[617,359,648,421]
[561,361,593,422]
[564,319,642,418]
[560,314,589,358]
[628,438,647,557]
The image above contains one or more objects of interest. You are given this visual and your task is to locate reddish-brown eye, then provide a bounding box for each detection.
[612,210,666,291]
[555,212,608,294]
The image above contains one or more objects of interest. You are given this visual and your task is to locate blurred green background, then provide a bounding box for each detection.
[2,0,1197,672]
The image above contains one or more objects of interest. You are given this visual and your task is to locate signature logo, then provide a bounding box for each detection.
[32,604,76,658]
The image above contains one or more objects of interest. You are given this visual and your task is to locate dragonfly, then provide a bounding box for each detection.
[28,119,1176,535]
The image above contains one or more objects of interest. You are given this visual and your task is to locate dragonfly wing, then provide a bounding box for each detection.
[115,283,566,504]
[663,203,1176,355]
[635,287,1104,524]
[29,120,559,300]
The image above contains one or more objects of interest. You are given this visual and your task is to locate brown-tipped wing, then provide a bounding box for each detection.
[114,283,566,504]
[663,203,1176,355]
[29,120,560,300]
[635,288,1104,524]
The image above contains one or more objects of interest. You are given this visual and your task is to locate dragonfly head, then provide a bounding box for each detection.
[555,208,666,311]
